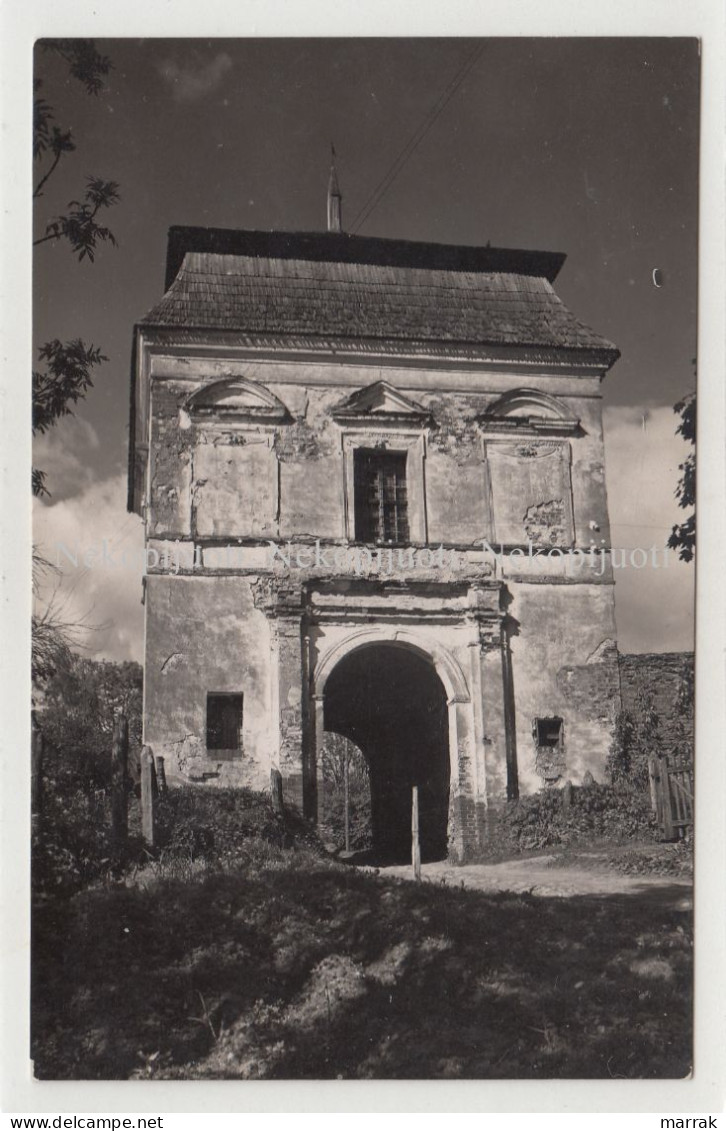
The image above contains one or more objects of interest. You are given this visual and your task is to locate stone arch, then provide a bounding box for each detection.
[313,626,471,705]
[309,626,477,860]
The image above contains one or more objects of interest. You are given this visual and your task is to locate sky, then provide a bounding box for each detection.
[32,37,699,661]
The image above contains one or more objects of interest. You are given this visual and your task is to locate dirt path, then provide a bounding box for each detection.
[380,854,693,908]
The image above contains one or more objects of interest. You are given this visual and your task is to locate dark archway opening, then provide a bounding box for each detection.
[323,644,450,863]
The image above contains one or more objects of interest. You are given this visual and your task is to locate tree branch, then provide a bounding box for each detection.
[33,232,63,248]
[34,149,64,199]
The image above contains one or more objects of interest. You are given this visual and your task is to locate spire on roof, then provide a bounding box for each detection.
[327,144,342,233]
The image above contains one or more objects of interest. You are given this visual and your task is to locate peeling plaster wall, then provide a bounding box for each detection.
[148,381,194,537]
[506,581,620,792]
[144,574,272,787]
[141,355,619,830]
[144,362,611,553]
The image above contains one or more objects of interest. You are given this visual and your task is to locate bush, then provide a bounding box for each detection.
[497,782,657,854]
[153,785,324,867]
[33,789,144,896]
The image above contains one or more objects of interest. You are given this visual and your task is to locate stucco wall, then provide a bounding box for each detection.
[144,574,272,787]
[140,352,619,841]
[506,581,620,792]
[142,357,611,554]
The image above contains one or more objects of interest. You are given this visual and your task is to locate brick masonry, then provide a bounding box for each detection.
[618,651,694,751]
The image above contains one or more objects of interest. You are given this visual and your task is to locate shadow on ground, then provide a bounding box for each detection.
[32,859,692,1080]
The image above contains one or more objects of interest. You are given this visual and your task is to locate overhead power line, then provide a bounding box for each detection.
[349,42,486,235]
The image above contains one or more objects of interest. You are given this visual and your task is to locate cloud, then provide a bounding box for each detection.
[157,52,233,103]
[33,473,145,663]
[604,404,695,653]
[33,415,100,502]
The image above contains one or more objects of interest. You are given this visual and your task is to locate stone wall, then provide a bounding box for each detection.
[618,652,694,750]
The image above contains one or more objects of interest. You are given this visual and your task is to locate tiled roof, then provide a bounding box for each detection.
[141,232,619,362]
[162,227,567,290]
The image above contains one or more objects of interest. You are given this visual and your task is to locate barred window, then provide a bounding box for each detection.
[206,693,243,752]
[353,449,409,543]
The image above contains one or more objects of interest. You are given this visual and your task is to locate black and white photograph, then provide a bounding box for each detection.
[4,12,723,1107]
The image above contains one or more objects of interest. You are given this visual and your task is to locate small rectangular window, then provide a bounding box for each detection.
[206,693,243,752]
[353,449,409,543]
[533,716,565,784]
[534,717,563,749]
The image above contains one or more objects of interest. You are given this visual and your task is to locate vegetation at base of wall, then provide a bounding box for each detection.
[33,655,144,895]
[494,782,659,855]
[34,775,327,896]
[608,675,694,791]
[153,786,327,869]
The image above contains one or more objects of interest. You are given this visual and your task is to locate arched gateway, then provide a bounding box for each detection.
[132,222,622,864]
[324,645,449,861]
[312,630,472,862]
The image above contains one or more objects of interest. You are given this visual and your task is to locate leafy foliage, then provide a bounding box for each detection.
[607,665,693,792]
[32,39,119,498]
[36,177,120,261]
[153,787,315,867]
[320,733,372,853]
[607,690,662,791]
[667,390,696,562]
[37,39,112,96]
[33,655,144,893]
[497,782,658,854]
[32,339,107,497]
[39,654,142,784]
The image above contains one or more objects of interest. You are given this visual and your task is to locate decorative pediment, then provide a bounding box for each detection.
[186,377,291,423]
[332,381,433,427]
[477,388,582,436]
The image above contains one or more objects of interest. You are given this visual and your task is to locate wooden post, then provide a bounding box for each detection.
[647,755,658,816]
[343,745,350,854]
[31,716,44,833]
[411,786,421,882]
[150,751,159,798]
[140,745,155,847]
[111,713,129,844]
[562,779,572,810]
[155,755,167,794]
[270,768,284,815]
[659,755,675,841]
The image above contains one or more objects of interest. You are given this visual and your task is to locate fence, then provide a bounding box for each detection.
[648,754,694,840]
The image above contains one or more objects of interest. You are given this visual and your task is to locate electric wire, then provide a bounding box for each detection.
[350,42,486,235]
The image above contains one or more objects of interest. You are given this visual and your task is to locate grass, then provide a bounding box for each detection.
[32,824,692,1080]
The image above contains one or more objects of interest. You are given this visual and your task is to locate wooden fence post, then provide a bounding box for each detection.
[270,769,284,815]
[658,755,675,841]
[412,786,421,882]
[111,713,129,844]
[155,755,167,795]
[647,755,659,816]
[343,747,350,854]
[562,780,573,810]
[31,715,44,834]
[140,746,155,847]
